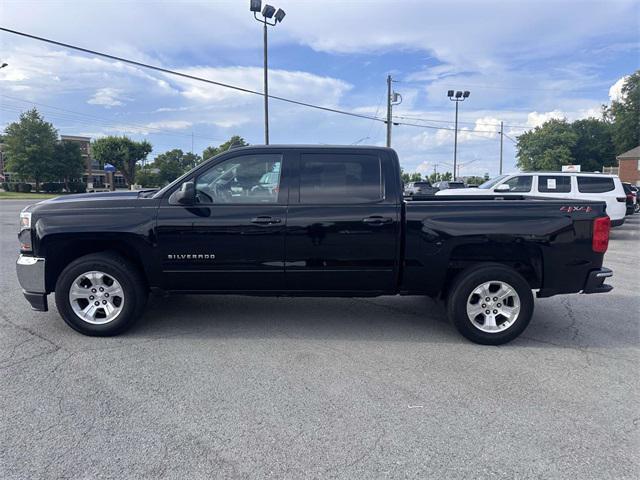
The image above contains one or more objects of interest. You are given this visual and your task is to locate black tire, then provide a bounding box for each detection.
[446,263,534,345]
[55,252,148,336]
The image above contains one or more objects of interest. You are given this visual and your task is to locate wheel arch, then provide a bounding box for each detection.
[441,241,543,298]
[41,233,150,293]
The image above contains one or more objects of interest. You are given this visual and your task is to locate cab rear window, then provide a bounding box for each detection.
[577,176,615,193]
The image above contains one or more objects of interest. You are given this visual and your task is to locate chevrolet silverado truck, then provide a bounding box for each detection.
[16,146,613,344]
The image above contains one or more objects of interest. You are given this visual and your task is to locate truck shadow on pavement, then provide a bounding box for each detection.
[129,291,638,350]
[134,294,461,344]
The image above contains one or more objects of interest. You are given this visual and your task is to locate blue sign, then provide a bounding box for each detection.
[104,163,116,173]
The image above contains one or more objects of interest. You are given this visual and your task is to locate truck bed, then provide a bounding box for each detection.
[401,196,607,297]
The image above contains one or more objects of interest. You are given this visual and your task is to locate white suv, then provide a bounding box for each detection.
[436,172,627,225]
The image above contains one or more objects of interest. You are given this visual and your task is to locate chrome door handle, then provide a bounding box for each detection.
[251,216,281,225]
[362,216,392,225]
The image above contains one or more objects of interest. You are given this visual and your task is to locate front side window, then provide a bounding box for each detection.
[478,175,507,189]
[299,154,382,204]
[195,154,282,204]
[577,176,615,193]
[502,175,532,192]
[538,175,571,193]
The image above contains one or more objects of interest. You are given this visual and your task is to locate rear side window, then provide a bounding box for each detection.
[503,175,532,192]
[577,176,615,193]
[300,154,382,204]
[538,175,571,193]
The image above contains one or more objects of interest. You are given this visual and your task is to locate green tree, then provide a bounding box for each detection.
[91,136,152,185]
[605,71,640,154]
[135,164,161,188]
[52,141,84,191]
[464,176,486,186]
[400,169,423,183]
[203,135,248,160]
[516,119,578,171]
[571,118,615,171]
[153,149,203,184]
[428,171,453,183]
[3,108,58,191]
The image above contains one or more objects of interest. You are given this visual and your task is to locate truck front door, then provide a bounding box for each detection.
[156,151,289,291]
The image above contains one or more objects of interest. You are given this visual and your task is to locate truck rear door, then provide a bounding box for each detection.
[284,149,401,293]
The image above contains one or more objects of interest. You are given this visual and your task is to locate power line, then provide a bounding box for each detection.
[392,114,530,130]
[0,27,386,124]
[0,27,524,143]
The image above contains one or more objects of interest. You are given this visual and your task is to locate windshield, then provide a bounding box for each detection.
[448,182,466,189]
[478,175,508,189]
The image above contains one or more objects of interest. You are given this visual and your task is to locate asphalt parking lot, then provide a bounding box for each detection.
[0,199,638,480]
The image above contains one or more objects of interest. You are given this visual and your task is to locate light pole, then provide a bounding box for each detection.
[447,90,470,180]
[250,0,285,145]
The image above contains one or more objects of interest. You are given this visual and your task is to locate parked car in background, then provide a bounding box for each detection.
[433,180,466,190]
[404,181,439,199]
[622,183,638,215]
[630,185,640,213]
[436,172,627,226]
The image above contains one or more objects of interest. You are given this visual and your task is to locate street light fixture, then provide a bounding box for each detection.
[250,0,286,145]
[447,89,471,180]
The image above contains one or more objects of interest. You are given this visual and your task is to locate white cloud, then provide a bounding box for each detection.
[145,120,191,130]
[609,75,628,102]
[527,110,566,128]
[87,88,125,107]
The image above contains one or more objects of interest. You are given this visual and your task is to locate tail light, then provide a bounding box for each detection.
[592,216,610,253]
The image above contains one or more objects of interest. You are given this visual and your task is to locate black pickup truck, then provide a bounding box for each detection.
[16,146,613,344]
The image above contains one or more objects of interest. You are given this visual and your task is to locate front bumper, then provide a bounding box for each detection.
[582,267,614,294]
[16,255,48,311]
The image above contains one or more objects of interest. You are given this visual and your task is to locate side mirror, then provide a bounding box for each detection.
[169,181,195,205]
[494,184,510,192]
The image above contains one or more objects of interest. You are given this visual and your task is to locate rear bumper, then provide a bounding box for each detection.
[582,267,613,294]
[16,255,48,312]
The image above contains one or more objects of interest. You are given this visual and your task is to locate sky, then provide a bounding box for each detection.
[1,0,639,178]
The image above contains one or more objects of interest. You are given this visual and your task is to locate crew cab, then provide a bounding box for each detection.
[16,146,613,345]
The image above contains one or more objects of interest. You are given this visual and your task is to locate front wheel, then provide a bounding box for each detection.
[447,264,534,345]
[55,252,148,336]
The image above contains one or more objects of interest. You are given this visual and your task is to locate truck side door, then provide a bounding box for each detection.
[284,149,401,293]
[155,151,290,291]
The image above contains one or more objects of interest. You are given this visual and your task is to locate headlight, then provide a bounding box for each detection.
[19,211,32,231]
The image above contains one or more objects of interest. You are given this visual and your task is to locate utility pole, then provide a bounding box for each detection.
[386,75,392,147]
[191,132,194,154]
[385,75,402,148]
[499,121,504,175]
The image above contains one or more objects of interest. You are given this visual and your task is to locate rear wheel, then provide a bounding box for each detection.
[447,264,534,345]
[55,252,147,336]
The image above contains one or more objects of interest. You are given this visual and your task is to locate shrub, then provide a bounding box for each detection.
[1,182,9,192]
[42,182,64,193]
[68,182,87,193]
[17,183,32,193]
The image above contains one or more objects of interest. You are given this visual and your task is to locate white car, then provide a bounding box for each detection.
[436,172,627,226]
